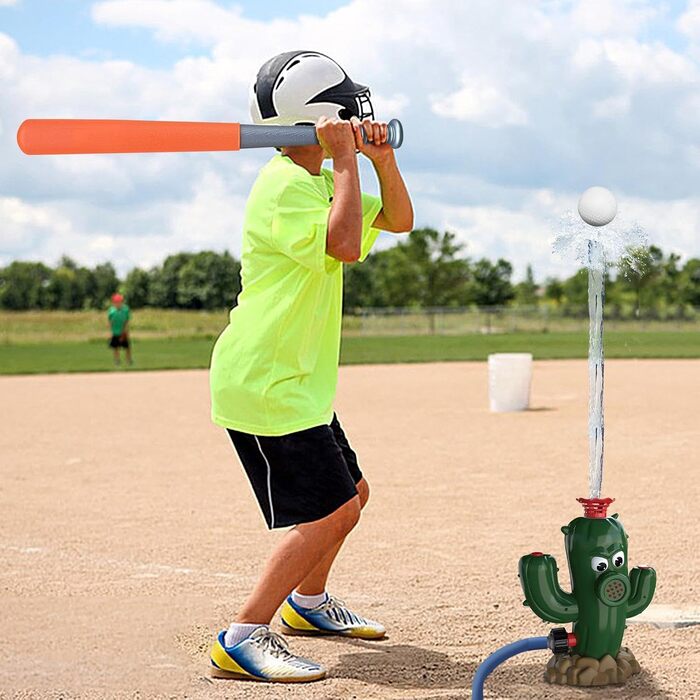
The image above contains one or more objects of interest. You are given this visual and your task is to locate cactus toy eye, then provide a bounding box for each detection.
[591,556,609,573]
[612,551,625,568]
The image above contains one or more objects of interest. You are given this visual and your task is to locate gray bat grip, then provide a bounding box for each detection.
[239,118,403,150]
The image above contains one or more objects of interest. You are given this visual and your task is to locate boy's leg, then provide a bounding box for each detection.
[236,495,361,624]
[296,477,369,595]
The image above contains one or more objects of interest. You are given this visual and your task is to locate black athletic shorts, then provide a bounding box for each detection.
[109,334,129,348]
[226,414,362,529]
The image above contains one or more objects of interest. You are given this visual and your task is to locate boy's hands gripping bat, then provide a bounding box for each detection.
[17,118,404,155]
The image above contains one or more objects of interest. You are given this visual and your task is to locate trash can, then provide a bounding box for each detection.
[488,353,533,412]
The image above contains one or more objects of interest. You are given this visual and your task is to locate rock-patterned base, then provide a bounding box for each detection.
[545,647,641,686]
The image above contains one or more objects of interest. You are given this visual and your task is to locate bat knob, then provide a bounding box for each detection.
[387,119,404,149]
[360,119,404,149]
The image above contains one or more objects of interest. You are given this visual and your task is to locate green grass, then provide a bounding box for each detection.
[0,331,698,375]
[0,309,229,344]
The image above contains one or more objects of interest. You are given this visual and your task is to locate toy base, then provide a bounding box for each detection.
[545,647,641,686]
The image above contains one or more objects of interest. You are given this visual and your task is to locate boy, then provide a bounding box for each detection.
[209,50,413,682]
[107,293,132,366]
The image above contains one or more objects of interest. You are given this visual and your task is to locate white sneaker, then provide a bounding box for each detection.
[210,626,326,682]
[281,594,386,639]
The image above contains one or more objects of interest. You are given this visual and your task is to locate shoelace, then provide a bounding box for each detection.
[250,629,295,661]
[316,595,366,626]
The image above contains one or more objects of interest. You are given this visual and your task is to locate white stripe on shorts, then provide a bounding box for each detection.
[253,436,275,529]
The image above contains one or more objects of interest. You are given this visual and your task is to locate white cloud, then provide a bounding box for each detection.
[592,93,631,118]
[678,0,700,39]
[571,0,659,36]
[0,197,75,258]
[92,0,244,45]
[431,77,528,127]
[572,37,696,84]
[1,0,700,281]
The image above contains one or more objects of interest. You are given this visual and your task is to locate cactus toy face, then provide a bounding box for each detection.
[564,514,630,608]
[519,498,656,660]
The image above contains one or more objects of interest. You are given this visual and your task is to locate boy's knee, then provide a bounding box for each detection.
[356,478,370,509]
[329,497,361,538]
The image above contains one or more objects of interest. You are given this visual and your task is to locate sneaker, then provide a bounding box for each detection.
[280,594,386,639]
[210,626,325,682]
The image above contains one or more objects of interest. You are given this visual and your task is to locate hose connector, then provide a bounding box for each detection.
[548,627,577,655]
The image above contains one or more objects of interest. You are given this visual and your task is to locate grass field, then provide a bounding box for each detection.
[0,330,698,375]
[3,307,699,345]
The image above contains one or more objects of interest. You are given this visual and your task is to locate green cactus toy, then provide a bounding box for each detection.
[518,498,656,686]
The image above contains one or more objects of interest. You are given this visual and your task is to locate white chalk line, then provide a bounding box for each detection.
[0,543,246,582]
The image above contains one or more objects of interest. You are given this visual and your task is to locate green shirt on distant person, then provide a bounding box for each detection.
[108,305,130,336]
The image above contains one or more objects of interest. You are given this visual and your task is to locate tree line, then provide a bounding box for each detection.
[1,228,698,314]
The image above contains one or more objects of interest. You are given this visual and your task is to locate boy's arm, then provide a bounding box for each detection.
[352,118,413,234]
[317,116,363,263]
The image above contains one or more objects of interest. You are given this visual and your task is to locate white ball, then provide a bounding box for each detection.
[578,186,617,227]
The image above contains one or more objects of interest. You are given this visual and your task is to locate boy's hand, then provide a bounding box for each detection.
[316,116,356,159]
[351,117,392,163]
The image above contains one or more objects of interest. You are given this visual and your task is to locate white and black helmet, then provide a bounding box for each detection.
[250,50,374,126]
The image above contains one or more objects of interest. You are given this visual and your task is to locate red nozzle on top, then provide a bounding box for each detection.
[577,497,614,518]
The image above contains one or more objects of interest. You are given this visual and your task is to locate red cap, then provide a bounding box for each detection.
[111,293,124,303]
[577,497,614,518]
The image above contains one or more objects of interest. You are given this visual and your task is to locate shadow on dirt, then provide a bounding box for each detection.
[331,640,671,699]
[331,639,473,690]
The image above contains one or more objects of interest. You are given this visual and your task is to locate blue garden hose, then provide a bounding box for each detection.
[471,636,549,699]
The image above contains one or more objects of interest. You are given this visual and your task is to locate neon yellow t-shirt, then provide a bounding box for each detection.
[210,154,382,436]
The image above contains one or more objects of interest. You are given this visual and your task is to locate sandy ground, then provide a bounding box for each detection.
[1,360,699,700]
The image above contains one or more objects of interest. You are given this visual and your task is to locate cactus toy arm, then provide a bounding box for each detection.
[626,566,656,618]
[519,553,579,623]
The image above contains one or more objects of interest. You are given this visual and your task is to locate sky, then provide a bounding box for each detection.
[2,0,700,281]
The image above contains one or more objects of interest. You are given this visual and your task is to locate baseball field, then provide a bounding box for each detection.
[1,359,698,699]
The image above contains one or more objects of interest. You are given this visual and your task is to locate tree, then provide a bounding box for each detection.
[373,244,427,307]
[46,257,87,309]
[468,258,514,306]
[149,253,193,307]
[123,268,150,308]
[363,228,472,308]
[344,255,380,310]
[544,277,564,304]
[515,264,538,306]
[618,246,663,316]
[0,262,52,310]
[561,269,588,308]
[90,263,119,308]
[658,252,682,306]
[176,251,241,309]
[680,258,700,306]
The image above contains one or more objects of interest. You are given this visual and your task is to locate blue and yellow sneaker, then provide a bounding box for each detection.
[280,594,386,639]
[210,626,326,682]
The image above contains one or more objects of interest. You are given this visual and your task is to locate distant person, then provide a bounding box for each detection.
[107,293,132,366]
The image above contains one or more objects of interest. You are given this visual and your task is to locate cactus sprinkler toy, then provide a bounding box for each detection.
[519,497,656,685]
[471,191,656,698]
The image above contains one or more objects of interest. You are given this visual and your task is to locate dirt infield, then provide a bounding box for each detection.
[1,360,698,699]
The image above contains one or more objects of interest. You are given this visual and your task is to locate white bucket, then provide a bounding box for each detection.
[488,353,533,412]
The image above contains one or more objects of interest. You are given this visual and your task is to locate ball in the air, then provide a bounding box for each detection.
[578,186,617,227]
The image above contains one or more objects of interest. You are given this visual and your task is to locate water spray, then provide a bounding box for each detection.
[472,188,656,698]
